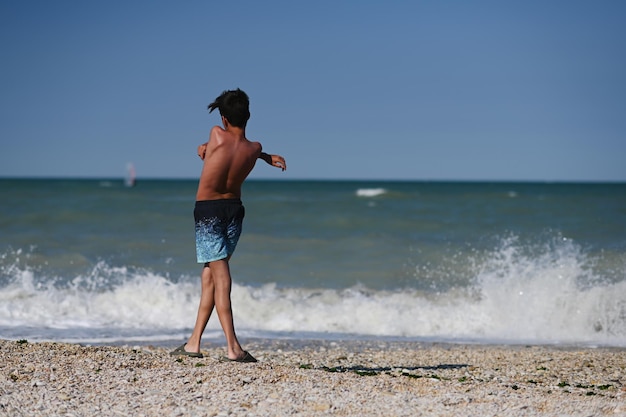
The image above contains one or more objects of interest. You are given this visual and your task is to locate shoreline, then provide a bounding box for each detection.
[6,333,625,350]
[2,339,624,416]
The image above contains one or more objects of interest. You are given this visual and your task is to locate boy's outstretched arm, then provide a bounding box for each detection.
[260,152,287,171]
[197,142,286,171]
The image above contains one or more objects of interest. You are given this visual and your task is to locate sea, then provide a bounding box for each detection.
[1,179,625,347]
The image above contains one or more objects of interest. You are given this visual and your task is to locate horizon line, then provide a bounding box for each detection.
[1,176,624,185]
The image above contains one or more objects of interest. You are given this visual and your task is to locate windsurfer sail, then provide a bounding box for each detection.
[125,163,136,187]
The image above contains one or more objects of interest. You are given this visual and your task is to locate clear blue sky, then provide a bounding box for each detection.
[1,1,625,181]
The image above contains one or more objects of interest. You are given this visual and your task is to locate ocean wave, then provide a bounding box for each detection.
[1,239,625,346]
[355,188,387,197]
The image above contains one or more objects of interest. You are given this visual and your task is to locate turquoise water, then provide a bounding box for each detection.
[1,179,625,346]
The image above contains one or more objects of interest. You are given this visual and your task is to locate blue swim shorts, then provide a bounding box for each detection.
[194,199,245,263]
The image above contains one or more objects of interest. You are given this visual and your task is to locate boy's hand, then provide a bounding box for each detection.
[197,143,207,160]
[260,152,286,171]
[271,154,287,171]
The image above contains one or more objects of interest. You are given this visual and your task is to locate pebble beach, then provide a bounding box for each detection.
[1,339,624,416]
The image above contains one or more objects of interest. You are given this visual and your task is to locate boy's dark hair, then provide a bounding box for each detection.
[208,88,250,128]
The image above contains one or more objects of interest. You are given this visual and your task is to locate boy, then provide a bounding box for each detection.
[171,88,286,362]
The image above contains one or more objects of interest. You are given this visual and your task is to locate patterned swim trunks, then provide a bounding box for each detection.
[194,199,245,263]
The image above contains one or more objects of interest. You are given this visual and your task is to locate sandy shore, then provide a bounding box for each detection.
[1,339,624,416]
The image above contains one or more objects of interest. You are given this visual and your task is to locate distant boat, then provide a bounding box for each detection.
[125,163,136,187]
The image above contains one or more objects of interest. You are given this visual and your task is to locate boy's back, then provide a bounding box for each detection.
[196,124,261,201]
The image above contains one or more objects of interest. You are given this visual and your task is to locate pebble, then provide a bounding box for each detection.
[1,339,624,416]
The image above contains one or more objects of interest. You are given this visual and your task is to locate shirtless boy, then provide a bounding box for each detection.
[171,89,286,362]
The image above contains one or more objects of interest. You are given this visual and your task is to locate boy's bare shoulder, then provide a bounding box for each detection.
[247,140,263,158]
[209,125,226,141]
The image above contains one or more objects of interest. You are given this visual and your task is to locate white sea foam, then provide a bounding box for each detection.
[1,239,625,346]
[356,188,386,197]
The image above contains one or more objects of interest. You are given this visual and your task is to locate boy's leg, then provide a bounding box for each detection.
[210,258,247,360]
[184,263,215,353]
